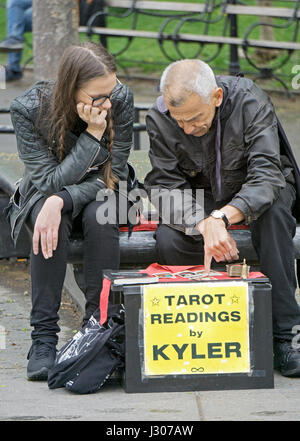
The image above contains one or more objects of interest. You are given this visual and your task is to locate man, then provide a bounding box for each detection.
[144,59,300,377]
[0,0,32,81]
[0,0,99,82]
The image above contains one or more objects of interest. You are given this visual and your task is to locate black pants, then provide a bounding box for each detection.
[155,184,300,340]
[27,197,120,344]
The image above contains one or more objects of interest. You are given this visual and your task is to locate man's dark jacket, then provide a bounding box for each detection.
[6,80,134,245]
[144,76,300,233]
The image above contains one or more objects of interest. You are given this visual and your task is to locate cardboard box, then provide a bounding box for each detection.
[113,279,274,393]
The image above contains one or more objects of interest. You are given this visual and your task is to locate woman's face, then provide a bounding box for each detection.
[75,73,117,111]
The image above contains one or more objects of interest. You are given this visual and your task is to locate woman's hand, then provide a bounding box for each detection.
[76,102,107,140]
[33,195,64,259]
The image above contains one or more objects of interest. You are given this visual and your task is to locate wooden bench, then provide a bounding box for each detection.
[1,148,300,311]
[1,149,300,262]
[79,0,300,90]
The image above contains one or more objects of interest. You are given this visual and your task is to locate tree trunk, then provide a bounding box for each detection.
[32,0,79,81]
[255,0,279,62]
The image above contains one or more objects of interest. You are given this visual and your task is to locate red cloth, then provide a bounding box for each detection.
[99,262,265,324]
[119,219,250,233]
[141,262,265,281]
[99,278,111,325]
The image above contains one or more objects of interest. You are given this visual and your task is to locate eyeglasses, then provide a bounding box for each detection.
[81,79,121,107]
[81,89,112,107]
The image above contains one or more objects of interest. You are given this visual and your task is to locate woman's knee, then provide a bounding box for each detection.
[28,197,72,238]
[82,199,119,233]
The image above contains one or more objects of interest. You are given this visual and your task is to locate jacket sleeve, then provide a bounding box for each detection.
[63,171,107,218]
[10,98,106,196]
[228,95,286,223]
[110,85,134,183]
[144,110,205,233]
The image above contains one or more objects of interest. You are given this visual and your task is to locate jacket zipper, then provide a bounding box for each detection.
[11,190,39,240]
[86,152,110,172]
[78,145,101,182]
[96,178,106,186]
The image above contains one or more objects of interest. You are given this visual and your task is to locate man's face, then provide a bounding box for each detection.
[167,88,223,137]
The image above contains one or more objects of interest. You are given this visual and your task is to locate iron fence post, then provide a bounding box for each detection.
[229,0,241,75]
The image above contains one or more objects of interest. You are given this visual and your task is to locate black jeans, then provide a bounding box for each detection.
[27,196,120,344]
[155,183,300,340]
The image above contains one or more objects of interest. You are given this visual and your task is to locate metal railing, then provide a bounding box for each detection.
[0,105,149,150]
[82,0,300,91]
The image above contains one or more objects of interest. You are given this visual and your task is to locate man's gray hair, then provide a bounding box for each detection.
[160,59,217,105]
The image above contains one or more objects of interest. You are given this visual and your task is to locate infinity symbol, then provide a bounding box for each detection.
[191,367,204,373]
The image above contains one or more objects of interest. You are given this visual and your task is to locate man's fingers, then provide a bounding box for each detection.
[224,252,233,262]
[204,251,212,274]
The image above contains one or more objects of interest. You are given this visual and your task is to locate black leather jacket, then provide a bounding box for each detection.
[6,80,134,245]
[145,75,300,233]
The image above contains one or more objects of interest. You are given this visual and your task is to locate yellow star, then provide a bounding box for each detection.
[151,297,160,306]
[230,295,239,304]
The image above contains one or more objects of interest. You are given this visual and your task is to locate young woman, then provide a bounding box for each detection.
[6,42,135,380]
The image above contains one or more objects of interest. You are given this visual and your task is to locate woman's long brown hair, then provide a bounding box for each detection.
[39,42,118,189]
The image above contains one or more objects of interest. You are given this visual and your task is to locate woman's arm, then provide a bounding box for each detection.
[10,99,105,196]
[110,85,134,182]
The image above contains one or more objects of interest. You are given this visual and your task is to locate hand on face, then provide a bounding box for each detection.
[75,73,117,140]
[76,102,107,140]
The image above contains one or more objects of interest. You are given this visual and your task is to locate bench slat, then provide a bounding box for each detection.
[226,5,300,19]
[104,0,300,19]
[79,26,300,50]
[105,0,207,13]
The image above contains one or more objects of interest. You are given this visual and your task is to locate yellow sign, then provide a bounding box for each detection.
[143,282,250,376]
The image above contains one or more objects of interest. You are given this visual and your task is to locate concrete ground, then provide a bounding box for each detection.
[1,259,300,422]
[1,69,300,422]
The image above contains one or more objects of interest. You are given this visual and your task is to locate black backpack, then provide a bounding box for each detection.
[47,303,125,394]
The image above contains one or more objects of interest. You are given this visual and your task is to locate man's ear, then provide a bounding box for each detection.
[213,87,223,108]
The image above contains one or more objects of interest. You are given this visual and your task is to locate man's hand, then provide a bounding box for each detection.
[33,196,64,259]
[76,102,107,140]
[197,216,239,274]
[86,0,94,4]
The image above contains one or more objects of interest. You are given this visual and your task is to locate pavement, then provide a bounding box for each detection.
[1,68,300,423]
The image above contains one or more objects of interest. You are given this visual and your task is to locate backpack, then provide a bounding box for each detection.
[47,303,125,394]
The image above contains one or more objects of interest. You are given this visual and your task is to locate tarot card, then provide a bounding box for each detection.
[153,272,176,279]
[173,271,198,279]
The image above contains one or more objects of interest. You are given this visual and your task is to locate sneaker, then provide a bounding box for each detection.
[273,339,300,377]
[27,340,57,381]
[0,37,24,52]
[4,66,23,82]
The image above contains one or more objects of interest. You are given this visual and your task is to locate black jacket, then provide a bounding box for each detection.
[144,75,300,233]
[6,80,134,244]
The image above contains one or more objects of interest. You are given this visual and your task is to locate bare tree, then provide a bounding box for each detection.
[33,0,79,81]
[255,0,279,62]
